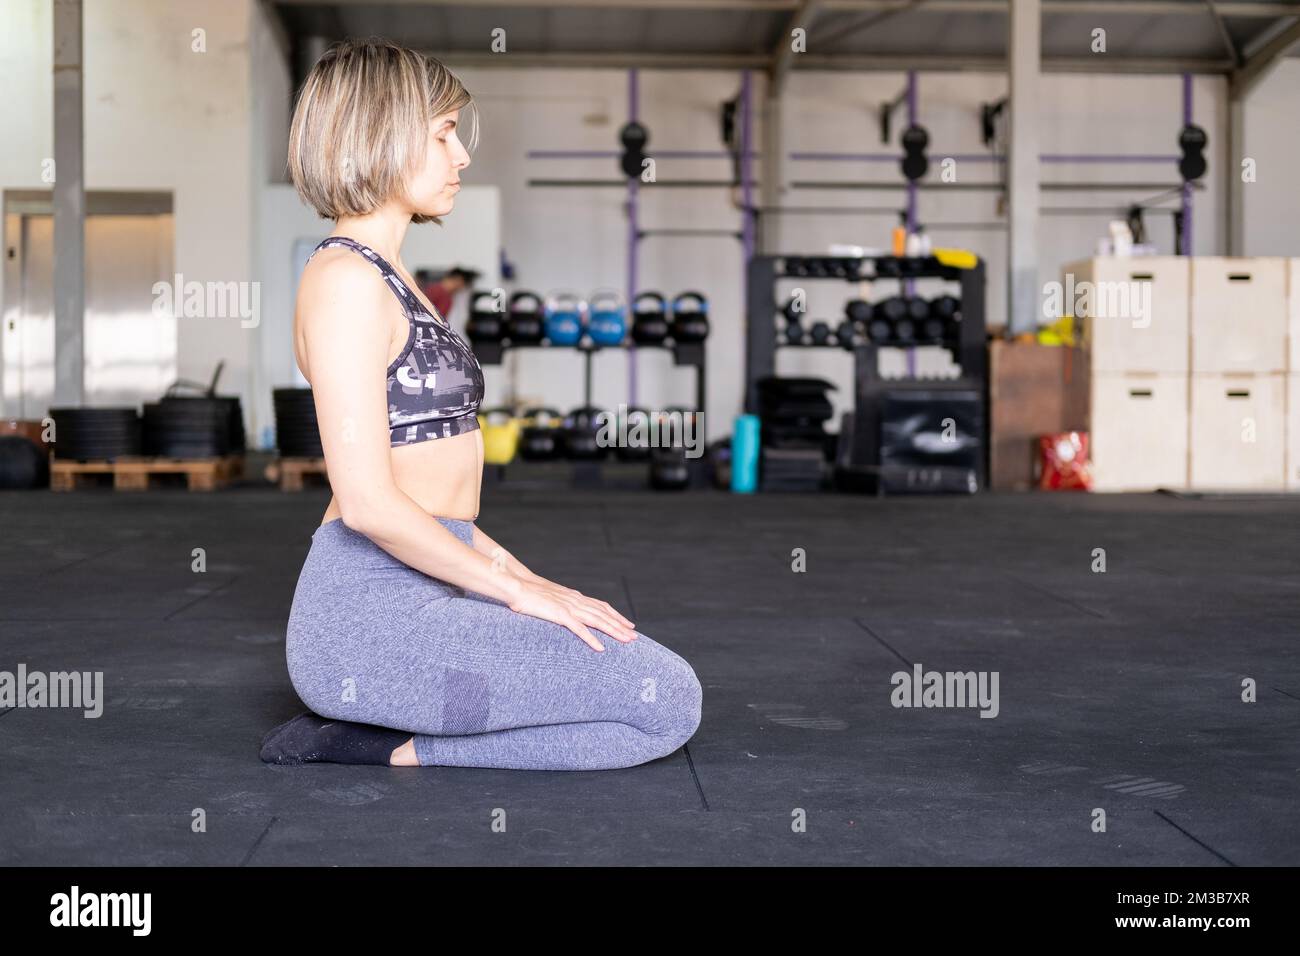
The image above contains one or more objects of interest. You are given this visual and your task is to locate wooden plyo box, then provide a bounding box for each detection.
[988,341,1091,491]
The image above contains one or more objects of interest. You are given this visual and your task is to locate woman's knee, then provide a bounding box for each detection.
[642,652,702,754]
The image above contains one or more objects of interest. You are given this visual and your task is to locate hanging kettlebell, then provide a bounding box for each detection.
[587,289,628,347]
[507,290,544,344]
[519,407,563,460]
[561,405,608,460]
[615,405,654,461]
[631,291,669,344]
[670,291,710,342]
[466,291,506,344]
[543,291,585,347]
[477,407,521,464]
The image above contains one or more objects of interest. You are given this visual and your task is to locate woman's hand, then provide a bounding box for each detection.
[506,575,637,652]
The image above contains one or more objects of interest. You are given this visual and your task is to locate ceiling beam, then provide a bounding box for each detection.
[422,49,1237,73]
[275,0,1300,16]
[1230,15,1300,96]
[1204,1,1243,66]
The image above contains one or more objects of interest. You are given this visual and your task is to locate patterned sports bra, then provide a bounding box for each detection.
[307,236,485,447]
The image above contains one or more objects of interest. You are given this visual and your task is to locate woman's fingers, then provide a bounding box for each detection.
[563,613,604,652]
[570,600,637,643]
[599,600,635,628]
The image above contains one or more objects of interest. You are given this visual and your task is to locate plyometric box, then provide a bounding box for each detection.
[988,341,1090,491]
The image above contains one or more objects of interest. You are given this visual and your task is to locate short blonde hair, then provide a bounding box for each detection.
[288,38,477,225]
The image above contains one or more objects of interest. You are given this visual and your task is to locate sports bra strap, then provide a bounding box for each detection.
[307,236,419,314]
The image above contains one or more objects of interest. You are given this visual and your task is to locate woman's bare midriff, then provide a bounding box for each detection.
[319,427,485,527]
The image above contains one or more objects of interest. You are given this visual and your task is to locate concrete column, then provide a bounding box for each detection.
[759,90,784,254]
[52,0,85,407]
[1006,0,1040,335]
[1226,90,1245,256]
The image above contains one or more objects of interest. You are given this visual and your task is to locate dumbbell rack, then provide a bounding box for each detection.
[473,339,706,415]
[744,254,988,490]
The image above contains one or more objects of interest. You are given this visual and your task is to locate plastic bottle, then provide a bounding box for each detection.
[731,414,760,493]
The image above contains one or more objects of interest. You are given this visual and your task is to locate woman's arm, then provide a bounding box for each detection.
[470,524,540,581]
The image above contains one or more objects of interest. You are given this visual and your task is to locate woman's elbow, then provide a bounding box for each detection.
[337,494,391,536]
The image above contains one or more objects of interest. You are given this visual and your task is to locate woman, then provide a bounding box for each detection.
[260,38,702,770]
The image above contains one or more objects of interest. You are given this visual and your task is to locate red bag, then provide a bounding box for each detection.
[1036,431,1092,491]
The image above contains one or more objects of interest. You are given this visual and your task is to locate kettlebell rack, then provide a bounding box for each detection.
[471,339,706,416]
[744,253,988,489]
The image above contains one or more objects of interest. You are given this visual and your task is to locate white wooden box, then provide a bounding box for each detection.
[1189,373,1286,490]
[1089,373,1188,492]
[1064,256,1188,374]
[1190,257,1287,374]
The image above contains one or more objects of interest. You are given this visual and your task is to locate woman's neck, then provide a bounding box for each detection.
[332,208,411,267]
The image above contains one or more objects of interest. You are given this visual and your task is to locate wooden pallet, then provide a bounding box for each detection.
[264,456,330,492]
[50,454,244,492]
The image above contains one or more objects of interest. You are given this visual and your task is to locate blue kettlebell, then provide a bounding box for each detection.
[587,289,627,346]
[544,291,585,347]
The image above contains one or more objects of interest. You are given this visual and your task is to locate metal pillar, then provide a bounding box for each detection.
[52,0,85,409]
[1006,0,1040,335]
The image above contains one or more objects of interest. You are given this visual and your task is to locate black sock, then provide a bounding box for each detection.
[259,712,414,766]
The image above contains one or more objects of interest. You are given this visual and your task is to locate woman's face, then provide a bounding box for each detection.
[406,108,470,217]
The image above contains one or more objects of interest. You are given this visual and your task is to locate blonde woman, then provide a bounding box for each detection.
[260,38,702,770]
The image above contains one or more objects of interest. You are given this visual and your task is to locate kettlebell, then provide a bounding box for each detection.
[477,407,521,465]
[615,405,654,461]
[631,291,669,344]
[467,291,506,344]
[519,407,563,460]
[508,290,544,344]
[587,289,628,347]
[543,291,585,346]
[649,446,689,491]
[670,291,710,342]
[561,405,608,460]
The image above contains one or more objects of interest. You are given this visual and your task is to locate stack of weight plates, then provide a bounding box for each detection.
[142,396,240,458]
[48,407,143,461]
[145,395,245,457]
[759,446,826,492]
[273,388,324,457]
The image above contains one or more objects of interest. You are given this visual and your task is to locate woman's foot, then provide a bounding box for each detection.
[259,712,416,766]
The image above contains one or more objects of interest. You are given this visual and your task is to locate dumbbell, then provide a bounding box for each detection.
[876,296,908,322]
[810,321,831,345]
[923,294,961,342]
[866,316,892,344]
[781,295,804,324]
[892,317,917,345]
[844,299,873,325]
[834,320,855,348]
[784,322,805,346]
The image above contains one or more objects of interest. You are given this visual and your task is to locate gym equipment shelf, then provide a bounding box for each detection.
[473,339,706,416]
[744,253,988,491]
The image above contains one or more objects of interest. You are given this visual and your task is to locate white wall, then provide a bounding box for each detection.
[1,0,255,427]
[1241,59,1300,257]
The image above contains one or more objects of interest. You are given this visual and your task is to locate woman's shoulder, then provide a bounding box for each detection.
[298,244,390,311]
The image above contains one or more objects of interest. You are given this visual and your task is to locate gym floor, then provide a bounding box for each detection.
[2,481,1297,866]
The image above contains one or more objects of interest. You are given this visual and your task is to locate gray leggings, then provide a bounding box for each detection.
[285,517,703,770]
